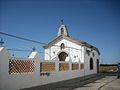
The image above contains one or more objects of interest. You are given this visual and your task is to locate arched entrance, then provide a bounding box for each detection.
[90,58,93,70]
[58,52,68,61]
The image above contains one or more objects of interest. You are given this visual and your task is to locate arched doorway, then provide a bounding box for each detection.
[58,52,68,61]
[97,59,99,73]
[90,58,93,70]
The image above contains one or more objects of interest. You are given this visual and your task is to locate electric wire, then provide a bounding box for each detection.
[7,48,32,52]
[0,31,82,51]
[0,31,47,45]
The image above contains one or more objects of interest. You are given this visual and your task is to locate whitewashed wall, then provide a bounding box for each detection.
[0,47,41,90]
[45,39,84,63]
[84,47,100,76]
[0,47,99,90]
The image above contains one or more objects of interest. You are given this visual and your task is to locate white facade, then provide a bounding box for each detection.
[45,39,84,63]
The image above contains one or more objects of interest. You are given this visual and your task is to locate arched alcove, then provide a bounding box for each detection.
[58,52,68,61]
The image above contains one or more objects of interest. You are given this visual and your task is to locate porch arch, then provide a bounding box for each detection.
[58,51,69,61]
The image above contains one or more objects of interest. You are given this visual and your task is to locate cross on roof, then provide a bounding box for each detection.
[61,19,64,24]
[0,38,4,46]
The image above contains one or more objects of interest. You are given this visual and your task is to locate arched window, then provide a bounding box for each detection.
[60,43,65,49]
[92,52,95,57]
[90,58,93,70]
[61,28,64,35]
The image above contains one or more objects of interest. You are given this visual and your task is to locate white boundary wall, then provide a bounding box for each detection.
[0,47,97,90]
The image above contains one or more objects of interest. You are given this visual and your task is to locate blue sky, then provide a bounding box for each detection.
[0,0,120,64]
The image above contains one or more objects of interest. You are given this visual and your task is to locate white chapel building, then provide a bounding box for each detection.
[43,23,100,73]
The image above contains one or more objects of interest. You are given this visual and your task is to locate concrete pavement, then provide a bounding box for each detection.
[74,76,120,90]
[100,77,120,90]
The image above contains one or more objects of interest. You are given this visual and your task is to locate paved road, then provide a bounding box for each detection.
[21,73,120,90]
[100,76,120,90]
[74,76,120,90]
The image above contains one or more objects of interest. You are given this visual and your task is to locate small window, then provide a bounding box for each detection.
[92,52,95,57]
[60,43,65,49]
[61,28,64,35]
